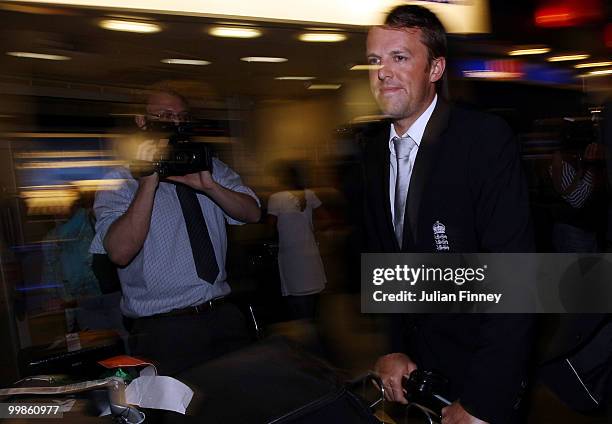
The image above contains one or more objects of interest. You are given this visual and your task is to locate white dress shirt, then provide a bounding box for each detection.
[389,94,437,226]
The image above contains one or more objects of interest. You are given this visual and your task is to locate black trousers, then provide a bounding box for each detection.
[127,302,251,375]
[285,293,320,321]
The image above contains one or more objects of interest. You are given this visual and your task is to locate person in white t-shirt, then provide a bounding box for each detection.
[267,163,326,320]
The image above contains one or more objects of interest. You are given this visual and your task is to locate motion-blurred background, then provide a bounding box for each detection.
[0,1,610,421]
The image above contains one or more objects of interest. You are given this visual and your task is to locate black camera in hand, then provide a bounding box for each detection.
[131,121,214,178]
[403,369,451,419]
[152,141,213,178]
[155,123,213,177]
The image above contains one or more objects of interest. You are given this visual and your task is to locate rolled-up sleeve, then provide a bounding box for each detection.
[89,169,133,254]
[211,158,260,225]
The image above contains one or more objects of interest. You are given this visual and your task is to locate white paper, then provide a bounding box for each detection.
[125,376,193,415]
[140,365,157,377]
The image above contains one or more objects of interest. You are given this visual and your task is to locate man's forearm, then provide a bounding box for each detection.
[103,176,158,266]
[204,183,261,223]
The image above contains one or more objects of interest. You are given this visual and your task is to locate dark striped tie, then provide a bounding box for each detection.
[175,184,219,284]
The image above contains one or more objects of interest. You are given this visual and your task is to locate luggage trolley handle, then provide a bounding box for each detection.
[367,372,386,409]
[346,372,386,410]
[349,370,451,423]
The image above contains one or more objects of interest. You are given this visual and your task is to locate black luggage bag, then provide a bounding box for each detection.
[158,337,381,424]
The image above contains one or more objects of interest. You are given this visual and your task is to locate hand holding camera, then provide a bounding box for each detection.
[166,169,216,193]
[129,124,213,180]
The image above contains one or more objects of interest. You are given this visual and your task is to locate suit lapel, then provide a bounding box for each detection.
[370,122,400,251]
[403,98,451,247]
[381,126,401,251]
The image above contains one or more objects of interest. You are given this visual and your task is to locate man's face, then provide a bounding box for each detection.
[146,92,189,125]
[366,26,443,129]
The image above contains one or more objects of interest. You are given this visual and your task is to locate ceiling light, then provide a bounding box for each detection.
[99,19,161,33]
[240,57,287,63]
[547,54,590,62]
[463,70,522,79]
[351,114,387,123]
[298,32,347,42]
[350,64,383,70]
[574,61,612,69]
[6,52,70,61]
[275,76,316,81]
[586,69,612,77]
[508,47,551,56]
[209,26,261,38]
[308,84,341,90]
[161,58,210,65]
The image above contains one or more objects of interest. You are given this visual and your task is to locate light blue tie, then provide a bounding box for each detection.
[393,135,416,248]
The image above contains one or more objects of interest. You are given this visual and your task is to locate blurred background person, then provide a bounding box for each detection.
[41,189,125,335]
[267,161,327,321]
[42,190,101,302]
[549,139,607,253]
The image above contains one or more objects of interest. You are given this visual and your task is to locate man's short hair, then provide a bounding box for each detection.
[146,87,188,109]
[135,82,190,112]
[384,5,447,63]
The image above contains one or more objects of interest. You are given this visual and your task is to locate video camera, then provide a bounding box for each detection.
[152,141,213,178]
[562,117,605,166]
[131,121,214,178]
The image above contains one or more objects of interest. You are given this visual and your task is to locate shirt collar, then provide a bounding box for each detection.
[388,94,437,151]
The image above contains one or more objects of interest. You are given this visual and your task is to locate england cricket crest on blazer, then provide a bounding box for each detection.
[433,221,449,251]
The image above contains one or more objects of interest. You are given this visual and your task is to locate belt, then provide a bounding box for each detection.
[142,297,225,319]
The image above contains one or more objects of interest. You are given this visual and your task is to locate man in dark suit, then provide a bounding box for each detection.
[364,5,535,423]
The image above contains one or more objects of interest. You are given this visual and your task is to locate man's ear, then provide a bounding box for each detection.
[429,57,446,83]
[135,114,146,130]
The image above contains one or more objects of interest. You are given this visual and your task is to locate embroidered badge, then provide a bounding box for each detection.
[433,221,449,251]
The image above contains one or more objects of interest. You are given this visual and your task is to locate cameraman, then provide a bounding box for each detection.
[549,141,606,252]
[90,89,261,374]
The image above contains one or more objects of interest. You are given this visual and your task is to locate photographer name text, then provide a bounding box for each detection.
[373,290,503,304]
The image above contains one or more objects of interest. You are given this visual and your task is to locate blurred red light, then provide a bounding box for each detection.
[535,7,575,27]
[534,0,602,28]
